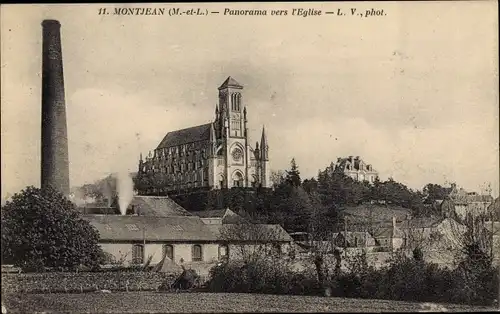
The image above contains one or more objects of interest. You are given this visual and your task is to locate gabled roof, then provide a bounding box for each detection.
[222,209,248,224]
[218,76,243,90]
[84,215,217,242]
[156,123,212,149]
[127,196,193,217]
[194,209,226,218]
[194,208,249,224]
[207,224,292,242]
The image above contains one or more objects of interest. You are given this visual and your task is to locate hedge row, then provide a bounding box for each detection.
[1,271,177,294]
[207,256,499,306]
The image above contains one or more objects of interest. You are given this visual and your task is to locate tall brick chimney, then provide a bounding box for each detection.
[41,20,70,196]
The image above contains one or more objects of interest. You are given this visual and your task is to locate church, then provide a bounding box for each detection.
[138,77,271,195]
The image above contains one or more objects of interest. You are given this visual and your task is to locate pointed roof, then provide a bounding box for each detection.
[127,195,193,217]
[261,126,267,143]
[209,122,216,142]
[157,123,212,149]
[218,76,243,90]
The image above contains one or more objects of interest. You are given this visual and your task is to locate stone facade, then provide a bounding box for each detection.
[447,186,494,220]
[328,156,378,183]
[100,242,220,267]
[139,77,270,194]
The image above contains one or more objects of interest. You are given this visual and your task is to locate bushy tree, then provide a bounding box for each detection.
[423,183,452,204]
[285,158,301,187]
[1,186,103,271]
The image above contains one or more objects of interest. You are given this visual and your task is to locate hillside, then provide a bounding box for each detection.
[342,204,412,224]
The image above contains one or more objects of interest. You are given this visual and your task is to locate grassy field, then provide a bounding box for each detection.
[3,291,497,313]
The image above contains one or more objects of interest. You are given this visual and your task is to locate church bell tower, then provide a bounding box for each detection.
[217,77,247,188]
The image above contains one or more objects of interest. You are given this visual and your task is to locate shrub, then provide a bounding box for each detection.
[1,186,103,271]
[328,252,498,306]
[207,259,320,296]
[208,251,499,306]
[412,247,423,261]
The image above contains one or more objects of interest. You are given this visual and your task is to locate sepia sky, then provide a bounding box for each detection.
[1,2,499,200]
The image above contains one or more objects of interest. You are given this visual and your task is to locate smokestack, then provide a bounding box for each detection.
[41,20,70,196]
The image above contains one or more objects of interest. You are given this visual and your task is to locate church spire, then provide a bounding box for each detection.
[260,125,268,161]
[209,122,217,156]
[210,122,216,143]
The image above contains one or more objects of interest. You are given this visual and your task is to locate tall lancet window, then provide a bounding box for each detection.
[236,93,241,111]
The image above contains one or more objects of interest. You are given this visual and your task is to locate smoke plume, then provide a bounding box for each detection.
[116,171,134,215]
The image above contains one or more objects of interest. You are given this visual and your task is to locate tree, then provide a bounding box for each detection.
[269,185,314,232]
[303,178,318,194]
[1,186,103,271]
[285,158,301,187]
[270,170,286,188]
[423,183,452,204]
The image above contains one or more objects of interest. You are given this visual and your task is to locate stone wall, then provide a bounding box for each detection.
[1,271,177,294]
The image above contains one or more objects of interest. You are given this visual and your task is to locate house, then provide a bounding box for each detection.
[206,222,293,260]
[196,208,293,260]
[485,221,500,265]
[371,217,405,251]
[83,214,222,271]
[194,208,293,259]
[82,196,230,276]
[332,231,377,249]
[398,217,443,241]
[446,186,494,220]
[84,196,293,271]
[327,156,379,183]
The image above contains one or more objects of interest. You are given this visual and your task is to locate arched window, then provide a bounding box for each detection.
[192,244,203,261]
[163,244,174,260]
[132,244,144,264]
